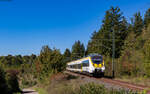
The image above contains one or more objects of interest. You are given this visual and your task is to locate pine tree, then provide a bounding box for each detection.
[87,6,128,58]
[64,48,71,57]
[63,48,71,62]
[143,37,150,77]
[144,8,150,28]
[132,12,143,36]
[87,31,104,55]
[35,45,64,80]
[71,40,85,60]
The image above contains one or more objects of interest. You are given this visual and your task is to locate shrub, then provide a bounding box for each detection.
[0,67,9,94]
[6,69,21,93]
[76,83,134,94]
[143,38,150,77]
[78,83,106,94]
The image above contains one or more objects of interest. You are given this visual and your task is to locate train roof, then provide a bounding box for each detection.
[67,56,90,65]
[67,54,102,65]
[87,53,102,57]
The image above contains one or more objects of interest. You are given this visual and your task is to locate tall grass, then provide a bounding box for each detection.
[35,88,48,94]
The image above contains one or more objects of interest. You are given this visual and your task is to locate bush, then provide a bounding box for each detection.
[0,67,9,94]
[143,38,150,77]
[76,83,134,94]
[78,83,106,94]
[20,73,37,88]
[0,68,21,94]
[103,56,113,77]
[6,69,21,93]
[35,46,65,82]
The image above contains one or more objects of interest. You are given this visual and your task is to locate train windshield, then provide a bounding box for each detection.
[91,55,103,64]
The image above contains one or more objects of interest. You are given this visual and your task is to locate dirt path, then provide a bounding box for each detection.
[22,89,38,94]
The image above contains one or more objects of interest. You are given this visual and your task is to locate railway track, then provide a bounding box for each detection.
[65,71,150,94]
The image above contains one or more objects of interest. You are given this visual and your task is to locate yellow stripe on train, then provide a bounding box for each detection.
[93,64,102,68]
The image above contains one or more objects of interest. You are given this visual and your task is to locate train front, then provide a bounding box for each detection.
[90,55,105,76]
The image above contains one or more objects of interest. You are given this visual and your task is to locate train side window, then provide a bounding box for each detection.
[82,60,89,67]
[74,65,76,69]
[75,64,78,69]
[79,64,81,69]
[77,64,81,69]
[70,64,82,69]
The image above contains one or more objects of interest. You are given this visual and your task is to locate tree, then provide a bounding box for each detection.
[71,40,85,60]
[64,48,71,58]
[143,26,150,77]
[87,6,128,58]
[132,12,143,36]
[35,45,64,80]
[63,48,71,62]
[87,31,103,54]
[144,8,150,28]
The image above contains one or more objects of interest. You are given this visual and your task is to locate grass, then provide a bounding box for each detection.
[13,93,21,94]
[35,88,48,94]
[115,76,150,87]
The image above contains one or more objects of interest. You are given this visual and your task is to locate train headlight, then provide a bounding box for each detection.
[101,67,105,71]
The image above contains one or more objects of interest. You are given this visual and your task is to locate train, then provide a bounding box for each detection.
[66,54,105,76]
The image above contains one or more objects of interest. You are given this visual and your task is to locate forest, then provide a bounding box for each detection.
[0,6,150,93]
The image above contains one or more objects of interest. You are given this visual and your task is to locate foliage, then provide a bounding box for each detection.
[71,83,135,94]
[0,67,21,94]
[35,45,65,81]
[118,24,150,77]
[144,8,150,28]
[0,67,9,94]
[0,54,36,69]
[143,27,150,77]
[76,83,136,94]
[78,83,106,94]
[64,48,71,58]
[71,40,85,60]
[0,54,37,90]
[63,48,71,68]
[87,6,128,58]
[132,12,144,36]
[6,69,21,93]
[35,88,48,94]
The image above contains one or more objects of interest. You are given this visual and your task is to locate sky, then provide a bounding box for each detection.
[0,0,150,56]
